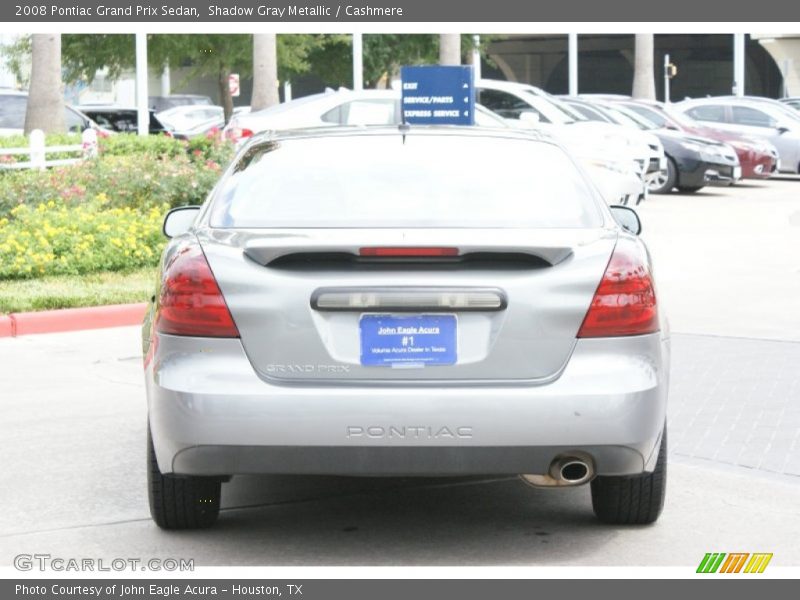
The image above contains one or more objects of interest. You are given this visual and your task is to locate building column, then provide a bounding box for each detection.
[568,33,578,95]
[733,33,746,96]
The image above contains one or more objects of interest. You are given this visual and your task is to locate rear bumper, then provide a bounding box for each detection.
[145,332,670,478]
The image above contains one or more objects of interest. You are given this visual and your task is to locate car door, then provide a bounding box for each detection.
[728,105,799,170]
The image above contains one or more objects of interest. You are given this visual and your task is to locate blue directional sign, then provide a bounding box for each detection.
[400,65,475,126]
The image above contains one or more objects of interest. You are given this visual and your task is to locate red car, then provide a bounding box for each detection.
[616,99,778,179]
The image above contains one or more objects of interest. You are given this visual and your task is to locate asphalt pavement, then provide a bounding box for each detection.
[1,178,799,567]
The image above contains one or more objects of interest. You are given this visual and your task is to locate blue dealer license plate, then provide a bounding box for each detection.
[359,314,457,367]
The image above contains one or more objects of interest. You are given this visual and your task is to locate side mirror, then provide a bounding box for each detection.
[163,206,201,238]
[610,205,642,236]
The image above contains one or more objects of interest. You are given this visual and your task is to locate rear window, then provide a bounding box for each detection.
[209,134,603,229]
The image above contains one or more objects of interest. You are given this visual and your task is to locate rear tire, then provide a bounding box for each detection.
[148,427,221,529]
[676,185,703,194]
[590,427,667,525]
[647,158,677,194]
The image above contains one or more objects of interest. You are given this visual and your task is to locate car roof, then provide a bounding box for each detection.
[677,97,795,115]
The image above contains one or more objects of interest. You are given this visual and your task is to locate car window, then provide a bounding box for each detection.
[686,104,727,123]
[343,100,397,125]
[210,135,603,229]
[65,108,87,133]
[731,106,777,128]
[320,104,342,124]
[623,104,667,127]
[567,103,609,122]
[478,89,547,121]
[0,95,27,129]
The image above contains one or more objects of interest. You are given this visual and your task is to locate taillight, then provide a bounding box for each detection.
[359,247,459,257]
[224,126,254,143]
[155,244,239,338]
[577,240,658,338]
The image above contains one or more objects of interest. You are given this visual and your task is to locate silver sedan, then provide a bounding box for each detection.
[143,127,670,529]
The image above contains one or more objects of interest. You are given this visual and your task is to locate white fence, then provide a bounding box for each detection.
[0,129,98,171]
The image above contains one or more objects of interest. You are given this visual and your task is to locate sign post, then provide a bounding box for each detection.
[228,73,240,97]
[400,65,475,126]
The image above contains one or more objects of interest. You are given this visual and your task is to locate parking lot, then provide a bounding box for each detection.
[1,177,799,567]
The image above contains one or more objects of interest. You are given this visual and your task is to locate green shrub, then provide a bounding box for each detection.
[0,201,166,279]
[98,133,187,157]
[0,150,225,217]
[0,130,234,165]
[0,132,81,149]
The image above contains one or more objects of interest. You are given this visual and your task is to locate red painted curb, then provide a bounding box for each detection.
[0,315,13,338]
[0,303,147,338]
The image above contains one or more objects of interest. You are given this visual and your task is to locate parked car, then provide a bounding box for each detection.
[77,105,169,135]
[676,97,800,174]
[144,126,669,529]
[560,97,667,182]
[148,94,214,112]
[476,80,658,179]
[713,95,800,122]
[562,96,740,194]
[610,98,777,179]
[155,105,225,139]
[0,89,104,137]
[495,82,668,185]
[224,89,514,136]
[780,97,800,111]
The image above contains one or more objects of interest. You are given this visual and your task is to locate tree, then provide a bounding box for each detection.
[251,34,279,111]
[355,34,496,88]
[24,34,65,134]
[632,34,656,100]
[439,34,461,65]
[154,34,252,122]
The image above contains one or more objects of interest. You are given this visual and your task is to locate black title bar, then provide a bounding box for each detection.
[4,0,800,22]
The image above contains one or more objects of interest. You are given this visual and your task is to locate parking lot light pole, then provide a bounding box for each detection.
[352,33,363,91]
[472,35,482,80]
[135,33,148,137]
[568,33,578,96]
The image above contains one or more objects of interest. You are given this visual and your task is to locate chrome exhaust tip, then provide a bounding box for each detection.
[519,454,595,488]
[557,459,592,484]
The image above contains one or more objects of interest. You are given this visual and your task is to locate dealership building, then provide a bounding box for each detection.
[482,33,800,100]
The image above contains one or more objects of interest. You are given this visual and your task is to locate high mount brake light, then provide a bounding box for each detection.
[155,244,239,338]
[358,247,459,258]
[577,240,659,338]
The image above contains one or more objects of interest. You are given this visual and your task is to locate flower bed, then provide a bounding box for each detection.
[0,132,233,281]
